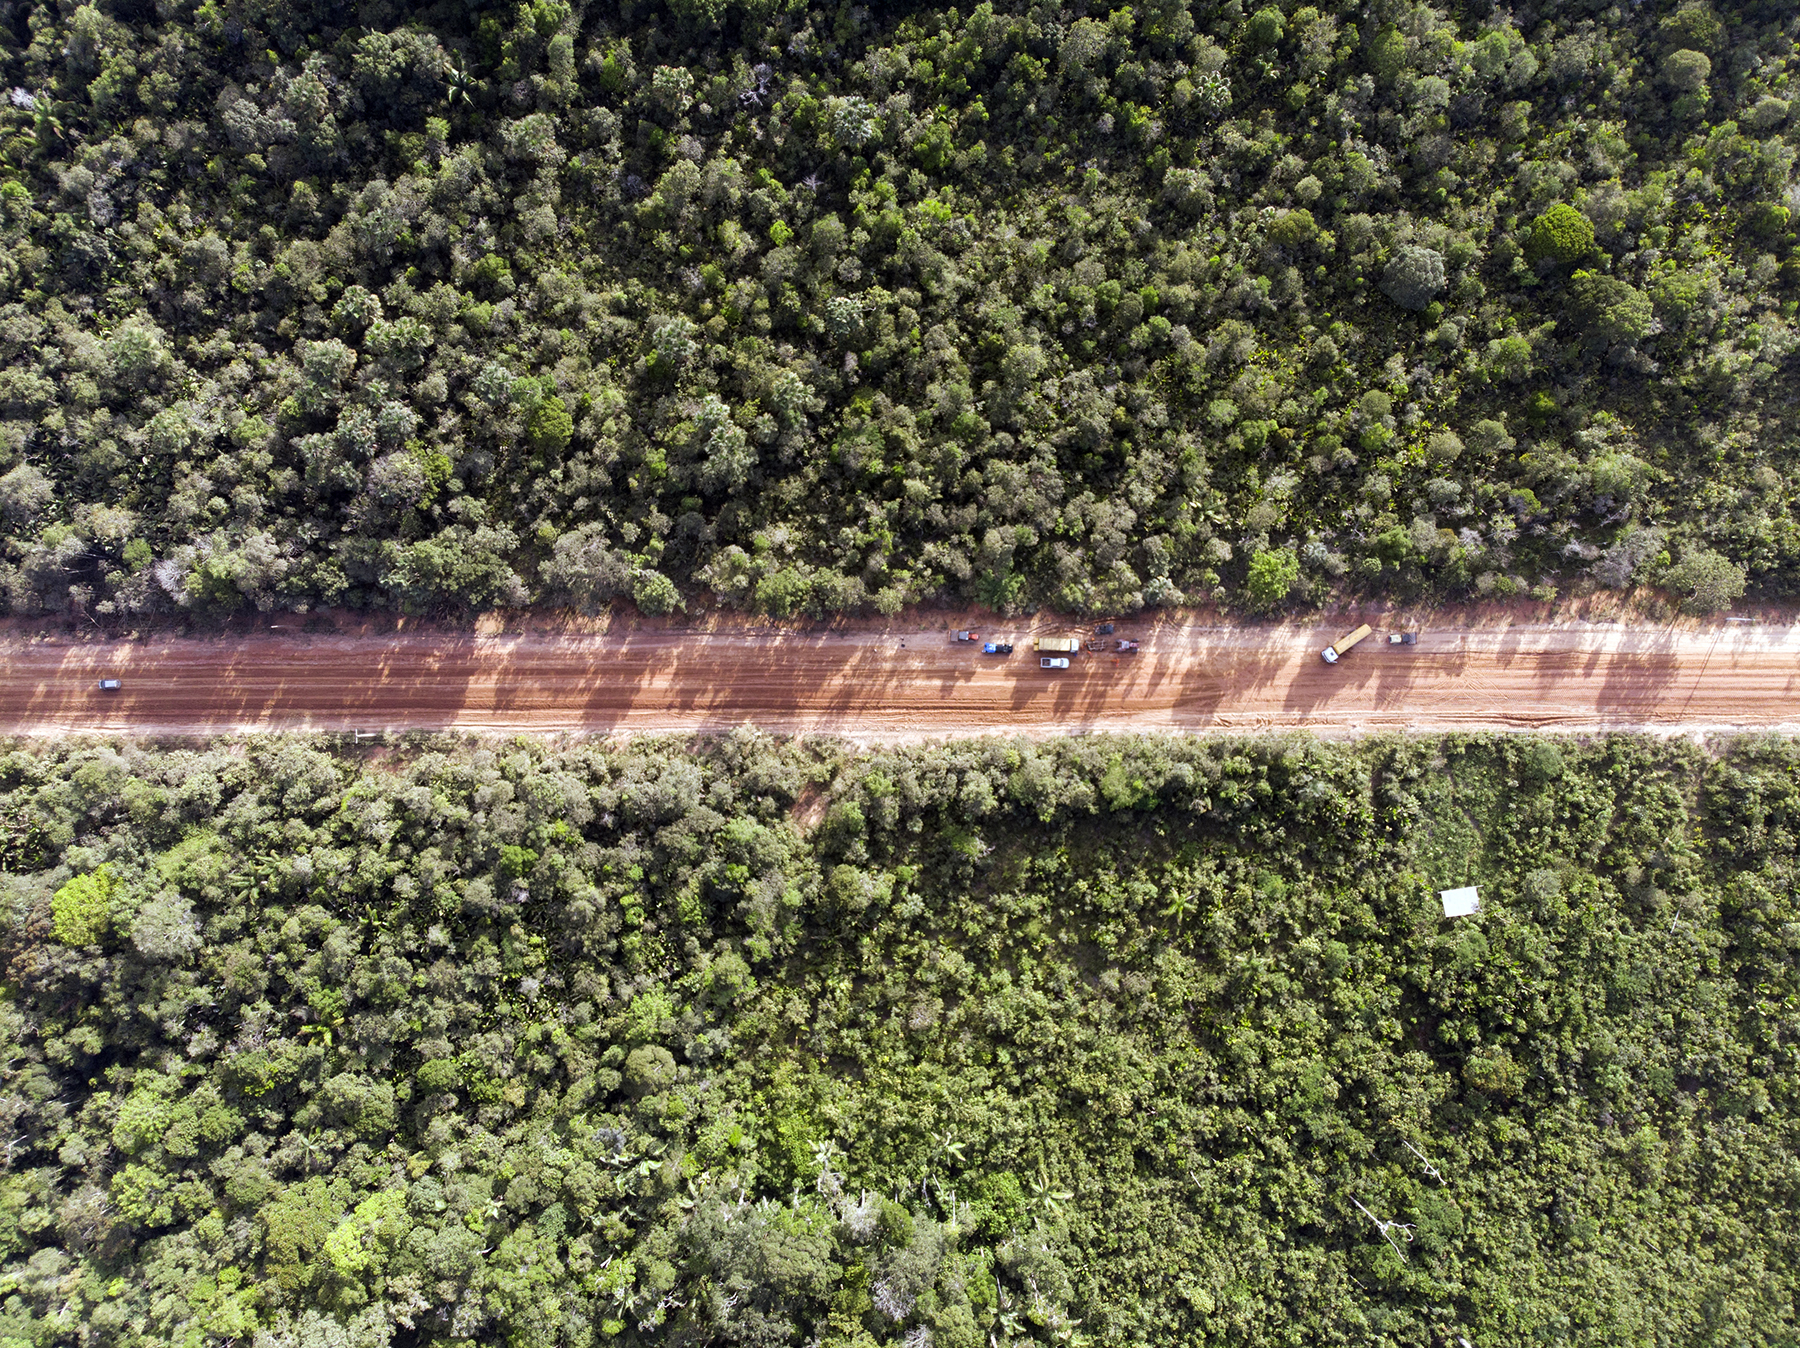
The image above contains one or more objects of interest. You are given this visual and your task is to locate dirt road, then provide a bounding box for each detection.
[3,615,1797,740]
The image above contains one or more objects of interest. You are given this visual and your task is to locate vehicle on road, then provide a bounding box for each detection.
[1035,637,1081,653]
[982,642,1013,655]
[1041,657,1070,669]
[1094,622,1115,635]
[1389,632,1418,645]
[98,678,122,691]
[1321,624,1373,664]
[1116,640,1139,653]
[953,630,979,642]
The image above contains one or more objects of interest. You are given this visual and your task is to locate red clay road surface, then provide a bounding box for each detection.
[4,616,1799,740]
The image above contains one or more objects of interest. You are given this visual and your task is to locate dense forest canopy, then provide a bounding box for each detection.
[0,0,1796,619]
[1,730,1797,1345]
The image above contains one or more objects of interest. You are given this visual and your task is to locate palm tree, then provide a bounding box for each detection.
[1161,890,1196,923]
[1029,1164,1073,1218]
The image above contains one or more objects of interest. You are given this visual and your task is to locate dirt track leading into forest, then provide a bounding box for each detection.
[4,613,1800,741]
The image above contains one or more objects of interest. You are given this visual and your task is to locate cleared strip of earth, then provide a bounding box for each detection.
[3,616,1797,741]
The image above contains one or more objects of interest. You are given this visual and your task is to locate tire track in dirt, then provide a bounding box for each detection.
[3,616,1799,740]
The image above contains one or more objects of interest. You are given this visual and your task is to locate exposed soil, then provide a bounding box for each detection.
[5,609,1798,741]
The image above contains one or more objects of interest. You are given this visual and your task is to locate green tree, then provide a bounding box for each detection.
[1267,209,1316,248]
[262,1178,340,1293]
[1661,5,1722,53]
[1661,49,1711,94]
[633,569,684,616]
[1379,245,1447,311]
[0,464,54,522]
[1666,547,1745,613]
[526,395,574,455]
[667,0,729,28]
[498,844,538,880]
[754,567,810,618]
[1244,548,1300,610]
[542,526,634,612]
[1484,334,1535,382]
[1570,272,1654,349]
[1526,204,1596,265]
[1245,7,1285,50]
[52,864,118,946]
[1368,24,1408,82]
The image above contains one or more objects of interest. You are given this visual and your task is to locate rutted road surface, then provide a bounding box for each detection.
[3,616,1799,740]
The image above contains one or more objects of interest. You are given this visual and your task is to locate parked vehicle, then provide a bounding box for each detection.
[1116,640,1139,653]
[1321,624,1373,664]
[982,642,1013,655]
[953,630,979,642]
[1094,622,1115,635]
[98,678,122,691]
[1388,632,1418,645]
[1034,637,1081,653]
[1085,639,1108,652]
[1041,657,1070,669]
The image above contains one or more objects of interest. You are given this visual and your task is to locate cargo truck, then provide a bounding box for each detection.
[1320,624,1372,664]
[1034,637,1081,653]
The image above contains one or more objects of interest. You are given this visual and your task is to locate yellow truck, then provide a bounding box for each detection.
[1320,624,1372,664]
[1034,637,1081,653]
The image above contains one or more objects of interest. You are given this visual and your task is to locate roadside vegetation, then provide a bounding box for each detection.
[2,730,1796,1345]
[0,0,1797,621]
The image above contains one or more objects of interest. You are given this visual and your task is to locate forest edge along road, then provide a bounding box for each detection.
[4,615,1799,741]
